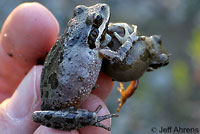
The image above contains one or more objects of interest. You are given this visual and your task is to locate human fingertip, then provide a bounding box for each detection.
[33,126,79,134]
[0,2,59,66]
[0,2,59,93]
[92,72,114,101]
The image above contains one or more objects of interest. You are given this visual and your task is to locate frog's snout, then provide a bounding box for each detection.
[32,111,40,122]
[32,111,45,124]
[148,53,170,71]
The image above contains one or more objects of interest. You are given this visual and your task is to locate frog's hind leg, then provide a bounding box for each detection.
[117,80,138,112]
[93,105,119,131]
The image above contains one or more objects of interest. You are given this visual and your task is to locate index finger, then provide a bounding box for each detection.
[0,2,59,99]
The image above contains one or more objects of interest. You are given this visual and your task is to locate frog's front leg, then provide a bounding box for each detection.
[100,24,145,62]
[32,105,118,131]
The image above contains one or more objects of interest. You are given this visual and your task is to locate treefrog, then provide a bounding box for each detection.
[32,3,120,131]
[102,23,170,111]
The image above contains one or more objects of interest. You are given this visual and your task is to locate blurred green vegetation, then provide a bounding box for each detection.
[172,60,190,96]
[189,27,200,63]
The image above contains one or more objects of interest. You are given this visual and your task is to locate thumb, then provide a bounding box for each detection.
[0,66,42,134]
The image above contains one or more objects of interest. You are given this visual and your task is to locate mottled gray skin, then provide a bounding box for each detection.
[32,3,119,131]
[32,105,118,131]
[102,23,169,82]
[40,3,110,111]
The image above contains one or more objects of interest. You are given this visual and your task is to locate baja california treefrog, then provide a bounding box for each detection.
[103,23,169,82]
[102,23,169,111]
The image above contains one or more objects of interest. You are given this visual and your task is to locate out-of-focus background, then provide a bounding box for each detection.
[1,0,200,134]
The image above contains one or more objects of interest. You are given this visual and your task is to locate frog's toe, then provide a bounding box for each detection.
[114,32,126,44]
[117,103,123,112]
[113,23,135,44]
[95,113,119,130]
[118,98,122,103]
[94,123,111,131]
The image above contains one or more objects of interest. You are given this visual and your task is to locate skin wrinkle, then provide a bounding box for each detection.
[0,99,19,134]
[0,110,10,134]
[31,66,42,111]
[5,66,40,120]
[3,99,21,122]
[0,67,41,133]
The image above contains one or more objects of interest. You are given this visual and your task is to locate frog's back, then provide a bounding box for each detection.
[40,3,111,110]
[40,35,64,110]
[40,33,101,110]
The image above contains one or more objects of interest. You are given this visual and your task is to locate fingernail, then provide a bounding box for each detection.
[6,66,42,119]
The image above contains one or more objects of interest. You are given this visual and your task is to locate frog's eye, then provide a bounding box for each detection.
[158,53,169,67]
[159,53,168,63]
[88,28,99,49]
[94,14,103,27]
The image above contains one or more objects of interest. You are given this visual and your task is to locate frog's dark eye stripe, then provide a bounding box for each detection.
[88,14,104,49]
[90,28,99,38]
[88,28,99,49]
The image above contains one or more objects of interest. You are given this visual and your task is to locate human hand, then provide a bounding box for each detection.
[0,2,114,134]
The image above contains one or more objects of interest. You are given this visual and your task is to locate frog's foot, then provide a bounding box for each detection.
[94,105,119,131]
[113,23,136,44]
[117,80,138,112]
[99,24,145,62]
